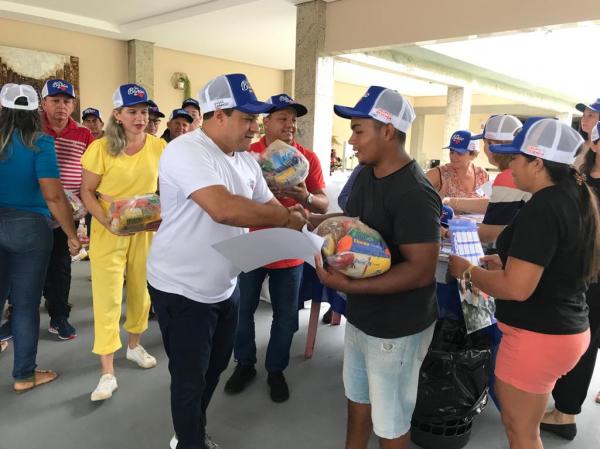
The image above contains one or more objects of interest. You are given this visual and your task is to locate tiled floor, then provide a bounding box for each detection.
[0,262,599,449]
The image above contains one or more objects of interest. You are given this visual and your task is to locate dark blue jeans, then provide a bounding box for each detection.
[234,265,303,372]
[43,224,76,319]
[149,283,239,449]
[0,208,53,380]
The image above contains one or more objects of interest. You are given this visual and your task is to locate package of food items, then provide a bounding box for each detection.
[258,139,309,187]
[66,191,87,221]
[107,194,161,234]
[77,221,89,247]
[47,191,87,229]
[315,217,391,278]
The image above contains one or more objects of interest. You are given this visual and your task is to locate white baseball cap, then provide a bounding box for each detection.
[473,114,523,141]
[334,86,416,133]
[0,83,39,111]
[198,74,274,114]
[490,118,584,165]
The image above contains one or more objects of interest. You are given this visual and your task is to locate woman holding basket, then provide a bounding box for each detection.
[80,83,166,401]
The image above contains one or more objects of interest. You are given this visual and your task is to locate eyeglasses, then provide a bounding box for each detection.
[149,119,161,125]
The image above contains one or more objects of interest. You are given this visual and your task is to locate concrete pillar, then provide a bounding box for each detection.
[409,114,426,168]
[556,111,573,126]
[294,0,334,179]
[443,86,472,161]
[128,40,154,98]
[283,70,295,96]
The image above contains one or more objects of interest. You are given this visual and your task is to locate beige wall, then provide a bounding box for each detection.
[0,18,285,133]
[153,47,284,134]
[414,94,519,109]
[325,0,600,54]
[0,18,128,121]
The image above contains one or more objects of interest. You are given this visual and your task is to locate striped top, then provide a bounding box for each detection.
[482,169,531,225]
[43,115,94,192]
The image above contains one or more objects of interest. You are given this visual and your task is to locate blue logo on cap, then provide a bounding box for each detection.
[240,79,251,92]
[224,74,274,114]
[127,86,146,99]
[115,83,149,107]
[53,81,69,91]
[444,130,480,153]
[43,79,75,98]
[267,93,308,117]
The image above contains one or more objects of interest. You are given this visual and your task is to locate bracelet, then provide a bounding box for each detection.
[462,264,476,279]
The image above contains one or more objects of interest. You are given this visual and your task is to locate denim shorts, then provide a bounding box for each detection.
[343,321,435,439]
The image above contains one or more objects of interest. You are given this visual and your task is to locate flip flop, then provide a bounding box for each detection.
[13,369,58,393]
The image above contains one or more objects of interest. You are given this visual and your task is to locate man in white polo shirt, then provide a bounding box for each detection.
[147,73,307,449]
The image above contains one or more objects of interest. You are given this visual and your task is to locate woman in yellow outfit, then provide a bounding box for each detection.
[80,83,166,401]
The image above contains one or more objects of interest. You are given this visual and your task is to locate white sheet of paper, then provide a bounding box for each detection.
[211,225,324,273]
[476,180,493,197]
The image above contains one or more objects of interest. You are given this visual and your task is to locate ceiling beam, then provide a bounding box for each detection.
[343,49,577,114]
[120,0,260,32]
[415,104,559,117]
[0,0,262,39]
[0,1,120,37]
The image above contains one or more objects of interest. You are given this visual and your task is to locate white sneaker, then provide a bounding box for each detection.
[205,435,221,449]
[169,434,220,449]
[126,344,157,369]
[90,373,117,401]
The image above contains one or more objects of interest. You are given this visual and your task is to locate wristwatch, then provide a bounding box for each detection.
[462,264,476,290]
[305,193,314,205]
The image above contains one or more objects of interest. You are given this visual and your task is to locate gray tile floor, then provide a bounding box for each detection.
[1,262,599,449]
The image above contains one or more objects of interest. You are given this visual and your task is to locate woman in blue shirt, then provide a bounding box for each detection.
[0,84,81,392]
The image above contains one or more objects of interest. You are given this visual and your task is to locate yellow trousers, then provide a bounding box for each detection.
[89,217,153,355]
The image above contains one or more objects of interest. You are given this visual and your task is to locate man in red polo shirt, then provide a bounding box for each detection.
[224,93,329,402]
[41,79,94,340]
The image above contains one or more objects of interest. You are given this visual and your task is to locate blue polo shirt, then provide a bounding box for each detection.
[0,131,60,217]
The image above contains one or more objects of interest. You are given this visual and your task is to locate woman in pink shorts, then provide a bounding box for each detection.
[449,118,600,449]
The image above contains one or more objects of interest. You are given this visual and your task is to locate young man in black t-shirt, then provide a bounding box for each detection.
[314,86,441,449]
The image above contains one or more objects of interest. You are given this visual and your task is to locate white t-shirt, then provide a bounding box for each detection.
[147,129,273,303]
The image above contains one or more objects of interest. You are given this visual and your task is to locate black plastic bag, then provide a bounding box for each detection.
[413,319,491,420]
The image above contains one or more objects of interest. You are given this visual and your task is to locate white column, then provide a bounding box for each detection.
[127,39,154,97]
[293,0,334,180]
[409,114,426,167]
[556,111,573,126]
[443,86,472,161]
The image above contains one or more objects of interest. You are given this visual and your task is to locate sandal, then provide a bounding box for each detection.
[13,369,58,393]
